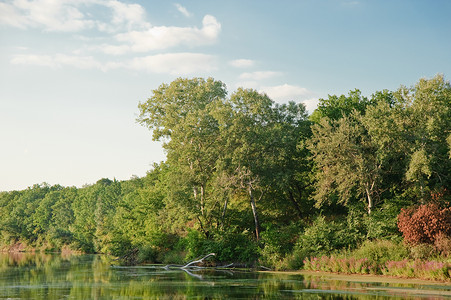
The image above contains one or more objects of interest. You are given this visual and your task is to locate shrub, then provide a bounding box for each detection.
[259,222,302,268]
[353,240,408,268]
[434,233,451,257]
[384,260,451,281]
[398,202,451,245]
[303,256,375,275]
[409,243,436,260]
[295,215,357,257]
[183,229,258,264]
[363,203,401,240]
[137,245,158,263]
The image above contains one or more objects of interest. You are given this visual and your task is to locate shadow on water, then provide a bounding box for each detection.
[0,252,450,299]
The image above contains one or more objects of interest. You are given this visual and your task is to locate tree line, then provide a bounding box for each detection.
[1,75,450,267]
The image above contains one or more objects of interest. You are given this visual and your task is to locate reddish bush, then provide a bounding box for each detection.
[397,203,451,245]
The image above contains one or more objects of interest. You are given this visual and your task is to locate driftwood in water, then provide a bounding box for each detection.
[164,253,216,270]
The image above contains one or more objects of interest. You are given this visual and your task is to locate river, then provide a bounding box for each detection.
[0,252,450,299]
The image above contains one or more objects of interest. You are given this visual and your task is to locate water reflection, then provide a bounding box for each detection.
[0,253,449,299]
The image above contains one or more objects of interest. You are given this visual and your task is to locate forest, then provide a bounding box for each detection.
[1,74,450,280]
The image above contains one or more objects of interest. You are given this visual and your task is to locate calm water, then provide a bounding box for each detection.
[0,253,450,299]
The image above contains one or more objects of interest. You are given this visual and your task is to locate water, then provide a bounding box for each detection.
[0,253,450,299]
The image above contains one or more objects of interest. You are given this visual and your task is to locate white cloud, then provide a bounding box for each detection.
[301,98,320,113]
[260,84,311,101]
[229,59,255,68]
[108,15,221,54]
[260,84,319,112]
[126,53,217,75]
[11,53,103,69]
[174,3,192,17]
[0,0,150,32]
[0,0,95,31]
[0,2,26,28]
[239,71,281,81]
[11,52,216,75]
[103,0,150,31]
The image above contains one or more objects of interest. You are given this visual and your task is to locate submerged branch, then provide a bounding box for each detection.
[182,253,216,269]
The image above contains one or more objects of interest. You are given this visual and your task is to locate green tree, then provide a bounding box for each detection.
[137,77,227,236]
[404,75,451,199]
[309,89,374,123]
[309,112,384,214]
[215,88,311,239]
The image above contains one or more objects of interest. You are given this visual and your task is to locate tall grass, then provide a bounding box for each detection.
[301,239,451,281]
[303,256,451,281]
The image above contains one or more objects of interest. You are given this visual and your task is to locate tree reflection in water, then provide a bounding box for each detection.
[0,253,449,299]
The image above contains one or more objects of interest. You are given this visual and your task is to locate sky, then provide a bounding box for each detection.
[1,0,450,191]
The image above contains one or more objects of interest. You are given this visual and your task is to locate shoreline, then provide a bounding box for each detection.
[270,269,451,285]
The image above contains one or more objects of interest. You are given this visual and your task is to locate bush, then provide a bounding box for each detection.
[183,229,258,264]
[434,233,451,257]
[384,260,451,281]
[303,256,376,275]
[294,215,360,257]
[363,203,401,240]
[398,202,451,245]
[409,243,437,260]
[259,223,302,268]
[353,240,408,268]
[137,245,158,263]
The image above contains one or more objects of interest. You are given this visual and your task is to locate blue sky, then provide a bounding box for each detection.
[1,0,450,191]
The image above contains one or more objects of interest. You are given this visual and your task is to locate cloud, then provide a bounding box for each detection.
[102,0,150,31]
[301,98,320,113]
[11,52,216,75]
[174,3,192,17]
[4,1,221,76]
[229,59,255,68]
[107,15,221,54]
[125,53,217,75]
[0,0,150,32]
[0,0,95,31]
[260,84,312,101]
[11,53,103,69]
[239,71,281,81]
[260,84,319,112]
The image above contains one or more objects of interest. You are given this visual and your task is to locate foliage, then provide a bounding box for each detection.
[398,202,451,245]
[0,75,449,275]
[353,240,408,267]
[259,222,303,267]
[304,255,451,281]
[383,260,451,281]
[309,89,375,123]
[293,215,362,261]
[183,229,258,264]
[303,256,376,274]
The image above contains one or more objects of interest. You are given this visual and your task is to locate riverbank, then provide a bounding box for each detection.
[274,270,451,298]
[301,255,451,282]
[279,270,451,285]
[0,242,82,256]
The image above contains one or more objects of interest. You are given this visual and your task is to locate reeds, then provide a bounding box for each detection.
[303,256,451,281]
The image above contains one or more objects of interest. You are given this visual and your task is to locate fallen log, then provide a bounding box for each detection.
[163,253,216,270]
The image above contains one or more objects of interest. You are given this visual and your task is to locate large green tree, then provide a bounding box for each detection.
[137,77,227,236]
[309,112,384,214]
[214,88,311,239]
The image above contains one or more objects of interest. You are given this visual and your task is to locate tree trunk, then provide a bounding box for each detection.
[248,185,260,241]
[221,198,228,224]
[200,184,205,216]
[365,187,373,215]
